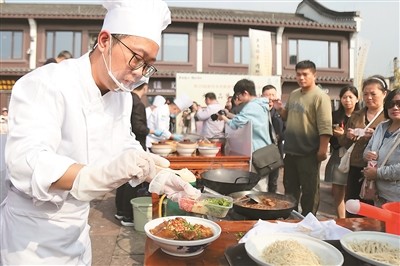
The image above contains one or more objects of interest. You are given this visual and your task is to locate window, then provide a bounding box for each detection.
[157,33,189,62]
[46,31,82,59]
[0,31,23,60]
[213,34,228,63]
[289,39,339,68]
[234,36,250,64]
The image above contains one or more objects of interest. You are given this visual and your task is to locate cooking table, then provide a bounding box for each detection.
[144,218,384,266]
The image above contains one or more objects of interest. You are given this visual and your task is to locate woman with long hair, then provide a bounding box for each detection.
[339,75,387,217]
[325,86,359,218]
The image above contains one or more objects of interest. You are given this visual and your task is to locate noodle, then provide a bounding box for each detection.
[262,239,321,265]
[348,240,400,265]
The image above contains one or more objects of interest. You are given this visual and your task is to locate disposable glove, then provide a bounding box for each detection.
[149,170,201,202]
[172,134,183,141]
[154,129,164,137]
[70,150,170,201]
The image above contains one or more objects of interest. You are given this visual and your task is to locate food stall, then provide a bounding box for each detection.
[151,123,253,218]
[144,218,387,265]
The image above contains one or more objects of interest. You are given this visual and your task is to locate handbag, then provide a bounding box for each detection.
[359,134,400,200]
[252,112,284,176]
[337,143,355,173]
[337,109,383,174]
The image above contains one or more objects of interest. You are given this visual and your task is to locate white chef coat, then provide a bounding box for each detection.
[0,53,142,265]
[146,104,172,148]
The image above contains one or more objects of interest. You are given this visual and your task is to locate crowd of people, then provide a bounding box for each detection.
[0,0,399,264]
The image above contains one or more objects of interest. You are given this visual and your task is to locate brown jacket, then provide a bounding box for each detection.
[339,107,386,167]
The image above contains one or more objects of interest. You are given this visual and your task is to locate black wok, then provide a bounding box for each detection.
[228,191,296,220]
[199,169,260,195]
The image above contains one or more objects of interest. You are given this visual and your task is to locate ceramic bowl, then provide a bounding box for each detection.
[151,146,172,157]
[198,146,220,157]
[177,147,196,156]
[198,141,217,148]
[164,140,178,152]
[177,140,198,149]
[144,216,221,257]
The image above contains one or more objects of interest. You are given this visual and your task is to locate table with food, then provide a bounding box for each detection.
[146,135,400,266]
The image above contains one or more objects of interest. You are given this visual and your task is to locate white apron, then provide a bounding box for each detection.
[0,53,141,265]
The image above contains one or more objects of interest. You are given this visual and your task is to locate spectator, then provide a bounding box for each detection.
[363,88,400,206]
[44,50,73,65]
[196,92,225,138]
[0,107,8,134]
[147,94,193,148]
[182,102,199,134]
[339,75,387,216]
[273,60,332,216]
[218,79,271,153]
[325,86,360,218]
[261,85,285,193]
[115,82,154,226]
[0,0,200,264]
[225,96,233,111]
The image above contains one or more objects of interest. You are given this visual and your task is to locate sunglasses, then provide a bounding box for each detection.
[387,100,400,109]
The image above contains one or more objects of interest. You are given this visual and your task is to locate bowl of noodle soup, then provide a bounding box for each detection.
[245,233,343,266]
[340,231,400,266]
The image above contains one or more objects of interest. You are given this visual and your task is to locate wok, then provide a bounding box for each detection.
[199,169,260,195]
[228,191,296,220]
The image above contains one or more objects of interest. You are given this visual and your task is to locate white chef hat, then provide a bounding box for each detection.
[101,0,171,46]
[153,95,166,107]
[174,94,193,112]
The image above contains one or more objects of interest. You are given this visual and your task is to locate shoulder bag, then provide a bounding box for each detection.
[338,110,383,174]
[252,111,284,176]
[360,133,400,200]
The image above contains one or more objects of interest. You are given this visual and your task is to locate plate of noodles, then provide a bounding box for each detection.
[245,233,343,266]
[340,231,400,266]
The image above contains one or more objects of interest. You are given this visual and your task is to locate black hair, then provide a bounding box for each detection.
[262,84,277,94]
[204,92,217,100]
[362,75,388,92]
[337,85,360,116]
[383,88,400,119]
[233,79,256,96]
[295,60,316,73]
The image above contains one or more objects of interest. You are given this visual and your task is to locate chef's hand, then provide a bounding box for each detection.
[154,129,164,137]
[70,150,170,201]
[172,134,183,141]
[149,170,201,202]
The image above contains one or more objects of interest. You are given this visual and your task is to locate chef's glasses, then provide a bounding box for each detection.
[112,35,157,78]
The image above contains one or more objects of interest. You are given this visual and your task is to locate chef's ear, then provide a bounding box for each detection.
[97,30,111,52]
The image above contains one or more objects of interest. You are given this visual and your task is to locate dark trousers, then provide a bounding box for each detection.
[345,166,374,217]
[115,182,149,219]
[267,168,279,193]
[283,153,320,216]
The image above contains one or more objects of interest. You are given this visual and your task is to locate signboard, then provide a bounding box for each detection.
[176,73,281,107]
[249,28,273,76]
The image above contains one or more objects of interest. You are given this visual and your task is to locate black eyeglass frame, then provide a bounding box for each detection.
[111,35,157,78]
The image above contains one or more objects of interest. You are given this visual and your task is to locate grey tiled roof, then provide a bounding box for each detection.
[0,3,357,31]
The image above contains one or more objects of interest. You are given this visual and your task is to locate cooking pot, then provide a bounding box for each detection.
[228,191,296,220]
[199,169,260,195]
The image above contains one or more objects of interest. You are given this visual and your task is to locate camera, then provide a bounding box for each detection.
[211,110,226,121]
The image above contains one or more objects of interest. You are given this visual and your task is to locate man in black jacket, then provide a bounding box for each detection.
[261,85,285,193]
[115,83,153,226]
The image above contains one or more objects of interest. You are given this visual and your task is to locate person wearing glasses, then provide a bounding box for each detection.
[0,0,200,264]
[363,88,400,206]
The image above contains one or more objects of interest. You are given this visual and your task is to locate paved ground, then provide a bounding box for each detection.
[89,160,336,265]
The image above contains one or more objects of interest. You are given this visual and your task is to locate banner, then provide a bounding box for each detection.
[249,28,273,76]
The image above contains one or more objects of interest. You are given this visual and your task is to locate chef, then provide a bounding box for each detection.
[0,0,200,264]
[146,94,193,148]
